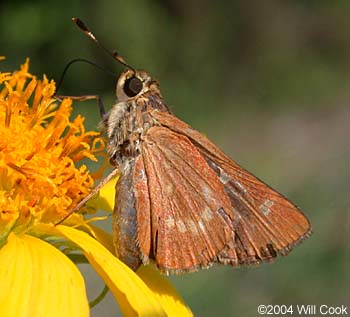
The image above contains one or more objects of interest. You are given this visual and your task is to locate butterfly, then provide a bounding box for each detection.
[64,18,312,275]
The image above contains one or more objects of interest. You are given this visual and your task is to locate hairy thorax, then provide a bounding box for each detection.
[101,92,170,166]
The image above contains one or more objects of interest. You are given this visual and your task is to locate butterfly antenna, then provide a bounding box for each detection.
[56,58,119,93]
[72,17,135,71]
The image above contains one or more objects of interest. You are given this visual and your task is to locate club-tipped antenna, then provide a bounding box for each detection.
[72,17,135,71]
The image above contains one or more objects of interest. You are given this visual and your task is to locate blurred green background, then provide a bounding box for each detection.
[1,1,349,316]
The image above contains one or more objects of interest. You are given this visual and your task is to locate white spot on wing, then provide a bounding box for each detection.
[202,207,213,222]
[219,169,231,184]
[203,185,212,198]
[135,168,146,181]
[259,199,274,216]
[177,219,187,233]
[165,217,175,229]
[198,220,206,233]
[233,180,247,194]
[188,220,199,235]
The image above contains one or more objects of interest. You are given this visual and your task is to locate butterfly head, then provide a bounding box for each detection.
[116,69,160,102]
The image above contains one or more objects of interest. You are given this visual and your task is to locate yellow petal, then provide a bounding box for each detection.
[73,219,114,254]
[85,224,115,254]
[138,265,193,317]
[35,224,167,317]
[0,233,89,317]
[87,175,119,212]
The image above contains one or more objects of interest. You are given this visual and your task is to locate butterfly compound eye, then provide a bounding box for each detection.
[123,76,143,97]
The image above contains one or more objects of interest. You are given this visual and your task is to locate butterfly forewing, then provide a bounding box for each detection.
[136,126,236,273]
[149,109,311,265]
[133,155,152,262]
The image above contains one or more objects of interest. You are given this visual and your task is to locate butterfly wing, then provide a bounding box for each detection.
[134,126,237,273]
[149,110,312,265]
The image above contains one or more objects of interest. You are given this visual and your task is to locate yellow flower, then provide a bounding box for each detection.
[0,60,193,317]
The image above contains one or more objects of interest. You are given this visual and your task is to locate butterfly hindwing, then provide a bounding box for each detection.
[113,160,142,270]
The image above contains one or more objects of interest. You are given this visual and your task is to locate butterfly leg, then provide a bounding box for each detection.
[55,94,106,118]
[55,168,120,225]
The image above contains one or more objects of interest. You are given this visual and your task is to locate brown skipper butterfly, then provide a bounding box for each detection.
[60,18,311,275]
